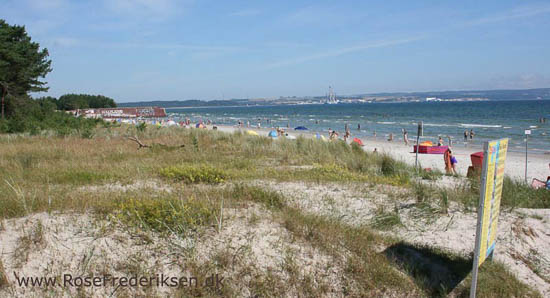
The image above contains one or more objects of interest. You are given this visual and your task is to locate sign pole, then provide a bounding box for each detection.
[524,129,531,183]
[415,121,423,170]
[470,141,489,298]
[470,138,509,298]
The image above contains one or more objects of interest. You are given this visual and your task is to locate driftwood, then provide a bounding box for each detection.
[128,136,184,150]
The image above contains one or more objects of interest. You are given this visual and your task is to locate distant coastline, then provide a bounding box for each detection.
[118,87,550,108]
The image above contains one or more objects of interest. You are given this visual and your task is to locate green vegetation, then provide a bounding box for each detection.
[371,205,402,230]
[113,196,216,236]
[0,126,543,297]
[160,165,227,184]
[55,93,116,110]
[0,20,51,118]
[0,19,113,134]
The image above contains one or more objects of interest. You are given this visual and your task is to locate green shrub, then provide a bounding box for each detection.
[136,122,147,132]
[52,170,113,185]
[231,184,284,210]
[160,165,226,184]
[115,196,215,235]
[80,127,95,139]
[501,176,550,209]
[371,206,402,230]
[413,182,432,203]
[381,155,397,176]
[420,169,443,181]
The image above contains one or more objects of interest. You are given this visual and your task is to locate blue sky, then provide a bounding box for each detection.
[4,0,550,102]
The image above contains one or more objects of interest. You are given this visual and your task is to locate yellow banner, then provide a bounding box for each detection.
[478,138,508,267]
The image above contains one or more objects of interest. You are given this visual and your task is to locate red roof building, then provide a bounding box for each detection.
[74,107,167,118]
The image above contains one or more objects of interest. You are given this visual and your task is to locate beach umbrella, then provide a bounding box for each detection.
[246,130,259,136]
[166,120,177,126]
[268,130,278,138]
[352,138,364,146]
[294,126,308,130]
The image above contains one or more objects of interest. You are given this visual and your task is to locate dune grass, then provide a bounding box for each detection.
[0,125,420,219]
[0,125,544,297]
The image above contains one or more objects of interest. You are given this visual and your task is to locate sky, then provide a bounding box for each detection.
[4,0,550,102]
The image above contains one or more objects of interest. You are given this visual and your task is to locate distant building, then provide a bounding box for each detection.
[72,107,167,119]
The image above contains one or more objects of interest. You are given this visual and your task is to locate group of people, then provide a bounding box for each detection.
[463,129,475,141]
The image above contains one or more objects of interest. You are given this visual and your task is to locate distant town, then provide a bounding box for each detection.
[118,87,550,108]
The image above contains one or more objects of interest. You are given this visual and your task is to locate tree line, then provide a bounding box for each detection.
[0,19,114,134]
[38,94,117,111]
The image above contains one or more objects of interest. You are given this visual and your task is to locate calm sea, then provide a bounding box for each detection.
[167,100,550,154]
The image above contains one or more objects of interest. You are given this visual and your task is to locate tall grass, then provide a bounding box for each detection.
[1,125,547,222]
[0,126,541,297]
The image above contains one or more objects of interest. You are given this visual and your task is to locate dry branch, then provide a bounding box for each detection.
[127,136,184,150]
[128,136,150,149]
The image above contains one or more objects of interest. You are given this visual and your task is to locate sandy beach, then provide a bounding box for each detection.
[213,124,549,182]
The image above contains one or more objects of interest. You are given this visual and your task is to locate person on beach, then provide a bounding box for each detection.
[470,129,475,140]
[388,133,393,142]
[450,150,458,174]
[357,123,361,131]
[330,130,339,140]
[444,148,452,174]
[403,129,409,146]
[344,130,351,142]
[464,130,469,141]
[247,121,250,128]
[373,148,378,153]
[438,137,444,146]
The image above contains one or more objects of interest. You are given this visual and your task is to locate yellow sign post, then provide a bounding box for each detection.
[470,138,508,298]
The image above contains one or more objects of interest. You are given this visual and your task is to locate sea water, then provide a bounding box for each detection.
[168,100,550,154]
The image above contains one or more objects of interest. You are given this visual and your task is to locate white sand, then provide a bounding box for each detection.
[212,125,550,182]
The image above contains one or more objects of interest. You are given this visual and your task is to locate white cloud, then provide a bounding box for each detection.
[46,37,244,54]
[102,0,193,20]
[265,36,426,69]
[281,5,367,26]
[463,4,550,26]
[229,9,261,17]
